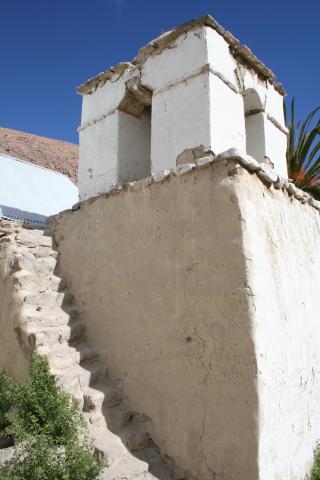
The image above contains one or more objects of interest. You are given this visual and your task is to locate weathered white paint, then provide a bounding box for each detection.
[206,26,238,88]
[78,17,288,201]
[209,73,246,153]
[81,71,128,125]
[141,27,208,92]
[79,113,119,200]
[238,166,320,480]
[151,73,211,172]
[264,117,288,178]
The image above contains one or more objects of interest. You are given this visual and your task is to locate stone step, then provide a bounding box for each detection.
[98,451,151,480]
[18,319,86,350]
[90,425,129,467]
[15,230,53,246]
[20,308,73,327]
[14,242,57,260]
[39,343,98,370]
[20,291,73,310]
[37,345,79,370]
[52,360,107,392]
[13,270,63,293]
[13,255,56,275]
[83,380,123,412]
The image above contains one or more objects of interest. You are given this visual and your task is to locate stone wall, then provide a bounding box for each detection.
[0,227,29,380]
[52,158,320,480]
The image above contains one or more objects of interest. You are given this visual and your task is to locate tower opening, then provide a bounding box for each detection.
[243,88,266,163]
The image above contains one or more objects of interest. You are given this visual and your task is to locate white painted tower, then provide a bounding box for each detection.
[77,15,288,201]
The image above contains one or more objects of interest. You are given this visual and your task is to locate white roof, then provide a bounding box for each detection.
[0,153,79,226]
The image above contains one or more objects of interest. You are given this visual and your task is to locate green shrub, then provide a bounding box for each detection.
[311,446,320,480]
[0,355,104,480]
[0,370,15,433]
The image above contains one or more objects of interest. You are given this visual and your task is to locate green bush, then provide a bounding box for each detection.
[0,370,15,434]
[0,355,104,480]
[311,446,320,480]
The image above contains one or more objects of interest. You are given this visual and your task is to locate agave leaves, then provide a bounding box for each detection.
[285,98,320,199]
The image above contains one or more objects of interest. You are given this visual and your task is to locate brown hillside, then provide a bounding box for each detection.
[0,127,78,184]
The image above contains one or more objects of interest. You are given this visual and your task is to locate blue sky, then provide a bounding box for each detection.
[1,0,319,144]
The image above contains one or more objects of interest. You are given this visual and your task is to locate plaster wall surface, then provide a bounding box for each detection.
[0,243,28,381]
[53,163,259,480]
[237,167,320,480]
[141,26,208,92]
[79,113,119,200]
[151,73,211,172]
[81,72,127,125]
[209,74,246,153]
[206,27,238,87]
[264,118,288,178]
[53,162,320,479]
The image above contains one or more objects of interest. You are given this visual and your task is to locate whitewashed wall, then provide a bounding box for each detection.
[238,167,320,480]
[78,22,288,201]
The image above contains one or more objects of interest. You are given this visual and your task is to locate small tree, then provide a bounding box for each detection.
[0,355,103,480]
[285,98,320,199]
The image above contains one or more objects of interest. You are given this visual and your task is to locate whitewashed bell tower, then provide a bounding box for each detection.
[77,15,288,201]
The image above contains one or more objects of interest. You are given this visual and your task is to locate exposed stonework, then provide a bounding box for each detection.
[71,149,320,216]
[0,127,78,184]
[0,221,185,480]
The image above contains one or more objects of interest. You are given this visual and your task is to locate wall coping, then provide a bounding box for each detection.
[77,15,285,96]
[48,148,320,226]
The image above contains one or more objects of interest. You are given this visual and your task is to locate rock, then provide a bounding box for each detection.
[0,436,13,449]
[0,446,15,467]
[151,170,170,182]
[257,163,278,184]
[196,155,215,167]
[172,163,195,176]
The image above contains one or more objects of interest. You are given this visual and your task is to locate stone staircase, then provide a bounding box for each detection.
[1,222,185,480]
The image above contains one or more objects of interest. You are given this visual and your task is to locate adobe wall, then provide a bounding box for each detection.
[52,159,320,479]
[238,167,320,480]
[52,162,259,480]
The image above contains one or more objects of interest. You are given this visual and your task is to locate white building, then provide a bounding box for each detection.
[0,153,78,226]
[77,15,288,201]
